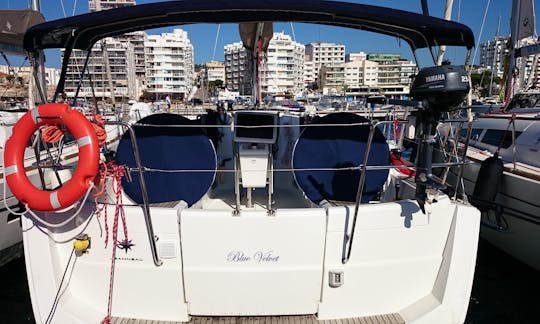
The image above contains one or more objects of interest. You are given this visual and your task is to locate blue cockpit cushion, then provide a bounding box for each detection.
[115,113,216,206]
[292,113,389,204]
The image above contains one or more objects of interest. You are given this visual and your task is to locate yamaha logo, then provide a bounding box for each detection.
[425,74,445,83]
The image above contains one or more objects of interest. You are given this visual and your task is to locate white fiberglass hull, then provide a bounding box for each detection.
[455,159,540,270]
[22,184,479,324]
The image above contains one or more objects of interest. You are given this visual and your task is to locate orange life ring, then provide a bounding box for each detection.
[4,103,100,211]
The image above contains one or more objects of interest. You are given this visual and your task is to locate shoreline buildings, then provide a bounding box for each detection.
[145,29,194,101]
[225,33,304,97]
[49,0,419,102]
[62,0,194,102]
[479,35,540,90]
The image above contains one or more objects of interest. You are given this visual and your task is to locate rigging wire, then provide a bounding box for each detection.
[472,0,492,66]
[72,0,78,16]
[44,247,76,324]
[212,24,221,62]
[60,0,67,18]
[452,0,462,63]
[290,22,297,42]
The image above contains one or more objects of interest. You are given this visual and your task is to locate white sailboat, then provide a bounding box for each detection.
[0,7,45,267]
[445,0,540,271]
[9,1,480,323]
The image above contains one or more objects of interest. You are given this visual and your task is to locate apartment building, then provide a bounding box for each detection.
[343,59,378,89]
[303,60,316,88]
[262,32,305,96]
[367,54,401,86]
[305,42,345,85]
[319,65,345,91]
[225,32,304,97]
[479,36,509,78]
[224,42,252,95]
[61,0,145,100]
[398,60,417,86]
[346,52,367,62]
[62,38,135,99]
[89,0,135,11]
[319,59,378,93]
[145,29,194,100]
[205,61,226,82]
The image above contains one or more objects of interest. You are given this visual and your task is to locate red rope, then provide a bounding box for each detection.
[100,163,128,324]
[392,119,400,142]
[41,125,64,143]
[495,113,516,155]
[41,112,107,145]
[93,162,109,244]
[92,113,108,146]
[504,72,518,109]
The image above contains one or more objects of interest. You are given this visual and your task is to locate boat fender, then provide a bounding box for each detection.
[3,103,100,211]
[469,153,503,212]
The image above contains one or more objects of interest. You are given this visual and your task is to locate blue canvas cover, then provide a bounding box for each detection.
[292,113,389,204]
[115,113,216,206]
[24,0,474,53]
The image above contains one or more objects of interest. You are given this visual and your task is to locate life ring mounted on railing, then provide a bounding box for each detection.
[4,103,100,211]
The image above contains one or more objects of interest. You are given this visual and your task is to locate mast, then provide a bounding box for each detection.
[31,0,47,104]
[436,0,453,65]
[489,16,501,97]
[506,0,521,99]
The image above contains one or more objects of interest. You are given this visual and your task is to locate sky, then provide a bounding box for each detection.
[1,0,538,69]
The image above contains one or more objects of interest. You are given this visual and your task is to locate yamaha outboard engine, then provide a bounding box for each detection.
[410,65,470,212]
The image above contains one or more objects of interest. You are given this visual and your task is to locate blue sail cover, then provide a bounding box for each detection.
[115,114,216,206]
[292,113,389,204]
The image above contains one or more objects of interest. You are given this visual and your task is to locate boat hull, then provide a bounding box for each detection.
[450,161,540,270]
[22,193,480,323]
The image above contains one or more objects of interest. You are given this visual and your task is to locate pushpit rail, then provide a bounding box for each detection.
[102,117,469,267]
[105,120,163,267]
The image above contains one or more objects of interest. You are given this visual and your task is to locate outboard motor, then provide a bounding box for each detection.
[410,65,470,212]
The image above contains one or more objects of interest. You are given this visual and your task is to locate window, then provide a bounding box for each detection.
[481,129,522,149]
[460,128,483,141]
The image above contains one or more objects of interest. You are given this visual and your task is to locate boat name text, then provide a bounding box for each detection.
[227,250,280,263]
